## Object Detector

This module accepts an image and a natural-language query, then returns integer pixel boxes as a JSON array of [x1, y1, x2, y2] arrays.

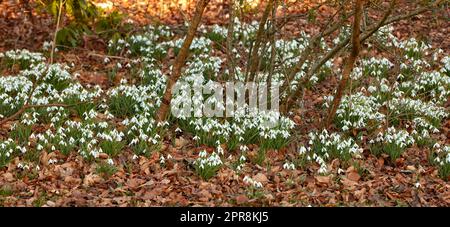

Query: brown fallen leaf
[[253, 173, 269, 183], [293, 115, 302, 125], [406, 165, 416, 171], [341, 177, 358, 189], [99, 153, 109, 159], [39, 151, 49, 167], [161, 178, 171, 184], [83, 173, 103, 187], [199, 189, 212, 200], [354, 188, 367, 201], [315, 175, 331, 185], [377, 158, 385, 168], [126, 178, 144, 189], [175, 137, 189, 148], [347, 171, 361, 182], [64, 176, 82, 185], [236, 194, 248, 205], [3, 172, 15, 182], [46, 200, 56, 207]]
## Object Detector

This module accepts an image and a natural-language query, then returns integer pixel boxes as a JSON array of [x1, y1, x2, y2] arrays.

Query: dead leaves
[[0, 146, 449, 207], [236, 194, 249, 205], [175, 137, 189, 148], [64, 176, 82, 185], [78, 71, 109, 87], [347, 172, 361, 182], [346, 166, 361, 182], [3, 172, 14, 182], [83, 173, 103, 187], [315, 175, 331, 185]]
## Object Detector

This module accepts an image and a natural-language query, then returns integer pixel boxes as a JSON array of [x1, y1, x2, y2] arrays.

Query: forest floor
[[0, 0, 449, 207]]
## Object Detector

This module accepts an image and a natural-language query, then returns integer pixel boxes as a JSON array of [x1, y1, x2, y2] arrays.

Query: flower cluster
[[400, 70, 450, 103], [123, 113, 167, 156], [179, 108, 294, 152], [62, 83, 102, 117], [98, 129, 125, 157], [369, 127, 415, 161], [361, 57, 394, 79], [0, 49, 46, 69], [193, 150, 223, 180], [243, 175, 263, 188], [0, 75, 32, 117], [431, 143, 450, 179], [395, 38, 431, 60], [107, 81, 161, 117], [389, 97, 448, 127], [298, 130, 362, 174], [0, 139, 17, 167], [334, 92, 385, 132]]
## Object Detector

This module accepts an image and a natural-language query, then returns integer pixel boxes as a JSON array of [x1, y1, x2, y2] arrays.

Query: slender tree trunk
[[267, 0, 278, 86], [226, 0, 236, 79], [156, 0, 210, 122], [324, 0, 363, 129], [246, 0, 273, 82]]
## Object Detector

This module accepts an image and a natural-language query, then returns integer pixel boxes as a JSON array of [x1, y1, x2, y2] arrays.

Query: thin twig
[[50, 0, 64, 65]]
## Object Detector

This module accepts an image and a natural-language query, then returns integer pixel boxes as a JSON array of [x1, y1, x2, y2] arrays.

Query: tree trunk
[[226, 0, 236, 80], [156, 0, 210, 122], [324, 0, 363, 129]]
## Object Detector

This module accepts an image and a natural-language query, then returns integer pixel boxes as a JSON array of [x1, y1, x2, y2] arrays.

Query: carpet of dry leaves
[[0, 0, 449, 207]]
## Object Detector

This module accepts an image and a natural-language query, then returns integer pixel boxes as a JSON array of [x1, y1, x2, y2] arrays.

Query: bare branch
[[281, 0, 444, 113], [246, 0, 274, 82], [50, 0, 64, 64]]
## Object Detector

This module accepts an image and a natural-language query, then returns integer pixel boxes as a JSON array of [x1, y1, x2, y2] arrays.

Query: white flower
[[283, 162, 295, 170], [107, 158, 114, 165]]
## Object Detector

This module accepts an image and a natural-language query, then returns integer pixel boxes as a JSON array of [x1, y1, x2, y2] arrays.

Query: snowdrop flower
[[283, 162, 295, 170], [107, 158, 114, 165], [243, 175, 263, 188], [299, 146, 307, 155]]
